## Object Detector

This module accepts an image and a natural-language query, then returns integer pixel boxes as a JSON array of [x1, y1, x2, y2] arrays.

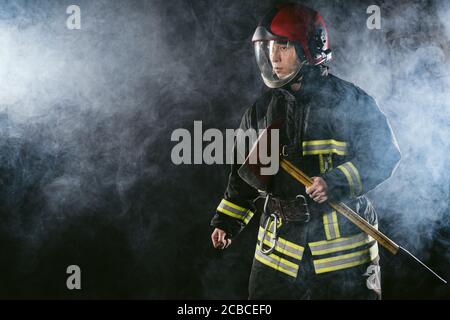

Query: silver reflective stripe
[[258, 227, 304, 261], [337, 162, 362, 197], [243, 211, 254, 224], [303, 144, 347, 153], [326, 212, 336, 239], [255, 244, 299, 277], [217, 199, 253, 223], [323, 210, 340, 240], [313, 243, 379, 274], [302, 140, 348, 155], [309, 233, 374, 256]]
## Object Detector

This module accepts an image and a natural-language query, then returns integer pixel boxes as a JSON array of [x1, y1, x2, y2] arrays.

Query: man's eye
[[281, 46, 287, 51]]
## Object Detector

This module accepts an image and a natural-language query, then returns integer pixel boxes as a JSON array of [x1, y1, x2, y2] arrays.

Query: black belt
[[256, 193, 310, 255], [262, 194, 310, 223]]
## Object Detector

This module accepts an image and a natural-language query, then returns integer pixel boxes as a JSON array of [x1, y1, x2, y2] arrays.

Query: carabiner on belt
[[260, 194, 279, 255]]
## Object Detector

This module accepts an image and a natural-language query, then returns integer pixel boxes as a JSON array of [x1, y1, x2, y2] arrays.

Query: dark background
[[0, 0, 449, 299]]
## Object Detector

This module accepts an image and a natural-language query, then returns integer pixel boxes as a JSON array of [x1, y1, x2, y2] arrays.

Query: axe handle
[[280, 159, 400, 255]]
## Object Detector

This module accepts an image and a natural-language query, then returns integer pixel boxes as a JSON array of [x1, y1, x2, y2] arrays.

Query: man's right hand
[[211, 228, 232, 250]]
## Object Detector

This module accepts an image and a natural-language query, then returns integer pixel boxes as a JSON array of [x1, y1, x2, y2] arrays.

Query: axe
[[238, 121, 447, 284]]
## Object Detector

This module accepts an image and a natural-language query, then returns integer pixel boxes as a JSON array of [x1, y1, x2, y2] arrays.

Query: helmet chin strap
[[290, 71, 304, 90], [282, 63, 305, 91], [283, 63, 328, 92]]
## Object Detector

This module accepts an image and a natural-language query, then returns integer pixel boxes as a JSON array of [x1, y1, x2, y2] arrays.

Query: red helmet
[[252, 4, 332, 88]]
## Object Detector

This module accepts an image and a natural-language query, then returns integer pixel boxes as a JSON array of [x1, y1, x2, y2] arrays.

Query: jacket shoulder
[[325, 74, 377, 109], [326, 74, 369, 96]]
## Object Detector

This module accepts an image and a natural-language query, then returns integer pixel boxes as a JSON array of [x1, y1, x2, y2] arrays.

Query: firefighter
[[210, 3, 401, 299]]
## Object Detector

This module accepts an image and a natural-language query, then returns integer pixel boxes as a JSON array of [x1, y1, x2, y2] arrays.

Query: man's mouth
[[274, 67, 284, 75]]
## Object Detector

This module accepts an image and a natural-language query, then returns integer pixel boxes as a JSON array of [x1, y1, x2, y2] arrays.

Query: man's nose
[[271, 49, 281, 63]]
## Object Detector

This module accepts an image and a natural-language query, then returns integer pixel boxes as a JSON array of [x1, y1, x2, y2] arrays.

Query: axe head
[[237, 119, 283, 191]]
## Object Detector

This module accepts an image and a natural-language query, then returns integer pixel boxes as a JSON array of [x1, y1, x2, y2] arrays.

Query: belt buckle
[[294, 194, 310, 223]]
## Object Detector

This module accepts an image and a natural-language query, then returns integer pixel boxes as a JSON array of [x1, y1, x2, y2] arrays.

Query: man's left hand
[[305, 177, 328, 203]]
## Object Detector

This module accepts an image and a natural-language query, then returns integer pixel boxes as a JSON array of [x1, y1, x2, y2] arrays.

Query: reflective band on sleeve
[[322, 210, 340, 240], [319, 154, 325, 174], [303, 140, 348, 156], [309, 232, 376, 256], [313, 243, 379, 274], [255, 244, 299, 278], [258, 227, 304, 261], [337, 162, 363, 197], [217, 199, 254, 224], [243, 211, 254, 224], [347, 162, 362, 194]]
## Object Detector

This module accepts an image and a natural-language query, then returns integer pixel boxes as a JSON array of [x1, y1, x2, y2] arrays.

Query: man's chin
[[275, 73, 289, 80]]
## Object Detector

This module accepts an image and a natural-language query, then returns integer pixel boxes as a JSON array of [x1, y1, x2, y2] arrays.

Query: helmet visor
[[254, 40, 303, 88]]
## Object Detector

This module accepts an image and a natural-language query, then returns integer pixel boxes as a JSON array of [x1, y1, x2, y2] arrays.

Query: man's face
[[269, 41, 300, 79]]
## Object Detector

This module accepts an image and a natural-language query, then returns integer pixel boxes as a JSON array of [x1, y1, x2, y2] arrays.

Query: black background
[[0, 0, 449, 299]]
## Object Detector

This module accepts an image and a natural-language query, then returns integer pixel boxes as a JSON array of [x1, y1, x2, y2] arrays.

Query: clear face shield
[[254, 40, 304, 88]]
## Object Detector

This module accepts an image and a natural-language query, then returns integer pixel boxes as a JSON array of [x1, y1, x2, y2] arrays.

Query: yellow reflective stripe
[[313, 244, 379, 274], [254, 255, 297, 278], [217, 199, 254, 224], [303, 149, 347, 156], [221, 199, 248, 213], [258, 237, 303, 261], [347, 162, 362, 194], [217, 207, 242, 220], [302, 140, 348, 156], [303, 140, 347, 147], [331, 211, 340, 238], [322, 211, 339, 240], [277, 238, 303, 253], [243, 211, 254, 224], [337, 165, 355, 197], [257, 228, 304, 261], [217, 207, 253, 224], [312, 239, 370, 256], [310, 225, 378, 247], [323, 213, 332, 240], [255, 245, 298, 278], [337, 162, 363, 197], [258, 227, 304, 252], [319, 154, 325, 174], [327, 154, 333, 170], [309, 232, 376, 256]]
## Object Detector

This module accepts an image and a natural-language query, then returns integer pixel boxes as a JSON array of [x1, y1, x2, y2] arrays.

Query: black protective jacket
[[210, 67, 401, 278]]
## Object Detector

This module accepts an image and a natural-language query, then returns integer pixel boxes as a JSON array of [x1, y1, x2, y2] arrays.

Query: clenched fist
[[211, 228, 232, 250], [305, 176, 328, 203]]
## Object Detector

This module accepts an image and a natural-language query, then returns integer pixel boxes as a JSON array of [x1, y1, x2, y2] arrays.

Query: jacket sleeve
[[321, 92, 401, 202], [210, 104, 260, 239]]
